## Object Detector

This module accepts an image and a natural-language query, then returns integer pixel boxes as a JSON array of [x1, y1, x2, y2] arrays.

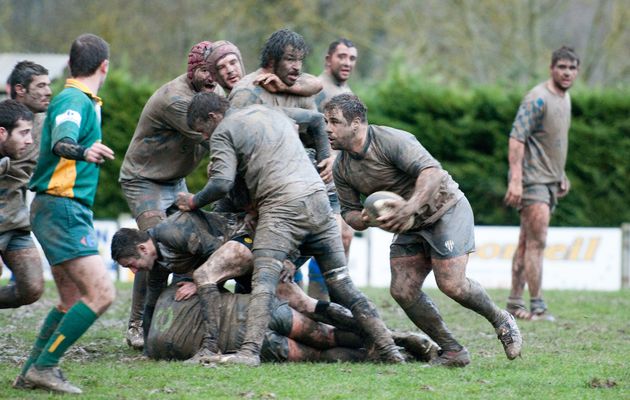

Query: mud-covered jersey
[[119, 74, 224, 182], [509, 82, 571, 185], [334, 125, 463, 228], [207, 105, 324, 212], [0, 113, 44, 232]]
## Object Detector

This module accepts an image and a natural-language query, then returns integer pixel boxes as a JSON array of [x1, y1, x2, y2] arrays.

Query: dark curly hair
[[259, 28, 309, 69]]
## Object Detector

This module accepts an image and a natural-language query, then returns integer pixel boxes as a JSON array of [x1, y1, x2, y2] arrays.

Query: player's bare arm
[[378, 167, 442, 232], [504, 138, 525, 207]]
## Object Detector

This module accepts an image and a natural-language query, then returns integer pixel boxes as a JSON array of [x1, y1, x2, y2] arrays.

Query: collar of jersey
[[64, 79, 103, 106]]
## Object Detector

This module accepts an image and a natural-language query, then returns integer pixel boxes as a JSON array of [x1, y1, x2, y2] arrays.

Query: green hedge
[[359, 70, 630, 227], [90, 69, 629, 227]]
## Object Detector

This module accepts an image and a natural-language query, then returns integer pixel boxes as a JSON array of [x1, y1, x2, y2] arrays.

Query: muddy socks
[[452, 278, 504, 327], [325, 273, 403, 362], [34, 301, 98, 368], [400, 292, 463, 352], [240, 257, 283, 356], [129, 269, 148, 324], [197, 283, 222, 352], [21, 307, 65, 375]]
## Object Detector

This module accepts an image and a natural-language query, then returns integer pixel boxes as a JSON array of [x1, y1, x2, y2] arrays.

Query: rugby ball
[[363, 191, 415, 231]]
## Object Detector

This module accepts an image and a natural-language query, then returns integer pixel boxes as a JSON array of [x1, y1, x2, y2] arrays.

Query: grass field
[[1, 281, 628, 399]]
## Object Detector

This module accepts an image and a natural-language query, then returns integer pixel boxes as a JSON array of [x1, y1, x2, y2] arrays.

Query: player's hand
[[280, 260, 297, 283], [176, 192, 195, 211], [0, 157, 10, 176], [376, 199, 412, 233], [504, 179, 522, 207], [317, 156, 334, 183], [558, 176, 571, 198], [174, 281, 197, 301], [360, 208, 374, 226], [254, 73, 288, 93], [244, 211, 258, 232], [84, 142, 114, 164]]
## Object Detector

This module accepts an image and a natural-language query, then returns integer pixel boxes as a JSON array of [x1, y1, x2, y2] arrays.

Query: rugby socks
[[452, 278, 504, 327], [20, 306, 65, 376], [197, 283, 222, 353], [400, 292, 463, 352], [34, 301, 98, 368]]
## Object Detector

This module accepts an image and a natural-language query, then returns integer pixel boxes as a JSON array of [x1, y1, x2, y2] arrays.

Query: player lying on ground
[[145, 281, 439, 364]]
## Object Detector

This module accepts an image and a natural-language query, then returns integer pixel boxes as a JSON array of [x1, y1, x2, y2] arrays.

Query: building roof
[[0, 53, 68, 96]]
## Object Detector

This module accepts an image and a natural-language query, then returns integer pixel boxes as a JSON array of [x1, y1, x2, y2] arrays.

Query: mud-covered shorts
[[390, 197, 475, 260], [120, 178, 187, 218], [30, 194, 99, 266], [520, 182, 559, 213], [0, 229, 35, 254], [254, 190, 344, 261]]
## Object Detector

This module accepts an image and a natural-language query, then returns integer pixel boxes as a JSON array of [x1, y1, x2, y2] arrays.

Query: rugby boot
[[24, 366, 82, 394], [184, 347, 221, 365], [217, 350, 261, 367], [125, 320, 144, 350], [12, 374, 35, 390], [530, 298, 555, 322], [506, 297, 532, 320], [429, 347, 471, 368], [495, 311, 523, 360]]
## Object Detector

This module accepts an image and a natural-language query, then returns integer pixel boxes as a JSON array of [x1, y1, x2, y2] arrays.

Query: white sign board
[[347, 226, 622, 291]]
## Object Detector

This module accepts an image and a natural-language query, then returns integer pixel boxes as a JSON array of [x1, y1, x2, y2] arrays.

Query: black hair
[[323, 93, 367, 124], [259, 28, 309, 69], [6, 61, 49, 99], [69, 33, 110, 77], [110, 228, 150, 262], [0, 99, 34, 133], [187, 92, 230, 129], [551, 46, 580, 67], [327, 38, 355, 56]]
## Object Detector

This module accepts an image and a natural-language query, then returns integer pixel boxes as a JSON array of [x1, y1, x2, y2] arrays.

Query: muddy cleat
[[530, 310, 555, 322], [429, 347, 471, 367], [184, 347, 221, 365], [217, 351, 261, 367], [126, 320, 144, 350], [506, 297, 532, 320], [24, 366, 82, 394], [496, 311, 523, 360], [12, 375, 35, 390], [530, 298, 555, 322]]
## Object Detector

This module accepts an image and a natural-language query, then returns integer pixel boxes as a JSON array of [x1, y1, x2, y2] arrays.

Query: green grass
[[1, 281, 628, 399]]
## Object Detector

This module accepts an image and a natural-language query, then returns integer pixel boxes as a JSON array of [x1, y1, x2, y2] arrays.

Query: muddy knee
[[136, 210, 166, 231], [4, 248, 45, 305]]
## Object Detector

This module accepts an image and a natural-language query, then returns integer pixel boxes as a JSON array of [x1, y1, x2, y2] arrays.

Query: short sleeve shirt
[[119, 74, 224, 182], [334, 125, 463, 227], [29, 82, 103, 207], [509, 82, 571, 185], [208, 105, 324, 211]]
